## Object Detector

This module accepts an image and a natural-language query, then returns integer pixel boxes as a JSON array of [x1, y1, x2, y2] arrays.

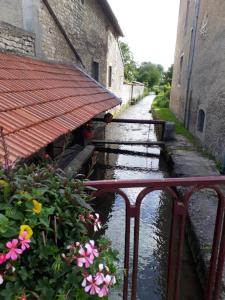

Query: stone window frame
[[92, 60, 100, 82], [196, 105, 206, 138]]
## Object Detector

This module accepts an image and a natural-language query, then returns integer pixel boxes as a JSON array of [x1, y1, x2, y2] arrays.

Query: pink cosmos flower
[[0, 274, 3, 285], [95, 264, 105, 285], [5, 239, 22, 261], [19, 231, 31, 251], [84, 275, 100, 295], [85, 240, 99, 259], [0, 253, 6, 265], [77, 247, 94, 268]]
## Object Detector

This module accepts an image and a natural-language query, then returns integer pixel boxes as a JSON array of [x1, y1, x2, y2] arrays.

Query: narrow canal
[[92, 95, 203, 299]]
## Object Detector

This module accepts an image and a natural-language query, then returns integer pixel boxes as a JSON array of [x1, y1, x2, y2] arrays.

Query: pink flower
[[111, 275, 116, 285], [85, 240, 99, 259], [5, 239, 22, 261], [84, 275, 100, 295], [79, 214, 86, 222], [0, 274, 3, 285], [0, 254, 6, 265], [98, 284, 109, 298], [98, 274, 112, 297], [19, 231, 31, 251], [95, 264, 105, 285], [77, 247, 94, 268], [81, 272, 89, 287], [93, 213, 101, 232]]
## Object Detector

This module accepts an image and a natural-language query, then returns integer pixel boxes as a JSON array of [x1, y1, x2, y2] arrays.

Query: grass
[[151, 101, 222, 171], [152, 107, 195, 142]]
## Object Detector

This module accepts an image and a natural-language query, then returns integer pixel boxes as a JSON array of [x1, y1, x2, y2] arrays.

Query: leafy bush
[[152, 84, 171, 108], [0, 142, 119, 299]]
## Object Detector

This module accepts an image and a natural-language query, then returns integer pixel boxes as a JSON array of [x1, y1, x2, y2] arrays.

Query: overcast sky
[[108, 0, 180, 70]]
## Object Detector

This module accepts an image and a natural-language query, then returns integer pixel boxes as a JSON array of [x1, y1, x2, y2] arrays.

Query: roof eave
[[99, 0, 124, 37]]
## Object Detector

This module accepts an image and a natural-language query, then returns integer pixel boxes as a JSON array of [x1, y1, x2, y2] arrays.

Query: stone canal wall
[[164, 134, 225, 299]]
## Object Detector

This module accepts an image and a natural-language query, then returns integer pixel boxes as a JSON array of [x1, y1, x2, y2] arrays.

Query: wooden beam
[[92, 139, 165, 148], [96, 147, 160, 158]]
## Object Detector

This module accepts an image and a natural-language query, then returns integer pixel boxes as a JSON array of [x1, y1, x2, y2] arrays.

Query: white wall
[[121, 83, 145, 105]]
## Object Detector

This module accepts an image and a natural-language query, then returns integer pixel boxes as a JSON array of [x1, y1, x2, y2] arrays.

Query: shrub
[[0, 144, 119, 299], [152, 84, 171, 109]]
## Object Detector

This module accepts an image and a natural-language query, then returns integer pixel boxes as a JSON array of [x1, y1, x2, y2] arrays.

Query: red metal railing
[[85, 176, 225, 300]]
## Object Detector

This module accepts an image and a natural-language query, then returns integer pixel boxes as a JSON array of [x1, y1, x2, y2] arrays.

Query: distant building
[[170, 0, 225, 162], [0, 0, 124, 97]]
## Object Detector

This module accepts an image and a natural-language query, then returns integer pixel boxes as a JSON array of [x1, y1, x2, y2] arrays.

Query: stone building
[[0, 0, 124, 97], [170, 0, 225, 162]]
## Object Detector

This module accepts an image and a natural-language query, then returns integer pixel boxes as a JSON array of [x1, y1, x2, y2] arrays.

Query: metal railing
[[85, 176, 225, 300]]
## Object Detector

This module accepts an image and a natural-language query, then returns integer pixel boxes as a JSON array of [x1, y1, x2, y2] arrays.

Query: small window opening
[[178, 55, 184, 85], [81, 0, 84, 4], [108, 66, 112, 87], [92, 61, 99, 81], [197, 109, 205, 132]]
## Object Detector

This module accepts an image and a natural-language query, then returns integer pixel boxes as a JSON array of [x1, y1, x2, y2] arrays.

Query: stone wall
[[0, 21, 35, 56], [0, 0, 23, 28], [38, 1, 78, 64], [107, 31, 124, 97], [0, 0, 124, 97], [171, 0, 225, 162]]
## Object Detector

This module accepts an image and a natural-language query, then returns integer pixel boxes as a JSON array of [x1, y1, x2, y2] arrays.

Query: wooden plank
[[96, 147, 160, 158], [93, 117, 165, 125], [92, 139, 165, 148]]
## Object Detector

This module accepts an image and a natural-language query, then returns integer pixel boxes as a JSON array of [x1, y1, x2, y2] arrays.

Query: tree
[[120, 41, 137, 82], [161, 65, 173, 85], [137, 62, 163, 88]]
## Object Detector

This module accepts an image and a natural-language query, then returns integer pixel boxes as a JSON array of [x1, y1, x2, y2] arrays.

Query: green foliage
[[0, 161, 119, 299], [136, 62, 163, 88], [151, 106, 194, 141], [160, 65, 173, 86], [119, 41, 137, 82], [152, 84, 171, 108]]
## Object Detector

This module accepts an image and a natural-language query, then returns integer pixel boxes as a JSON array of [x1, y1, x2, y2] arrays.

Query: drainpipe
[[184, 0, 201, 128], [42, 0, 85, 68]]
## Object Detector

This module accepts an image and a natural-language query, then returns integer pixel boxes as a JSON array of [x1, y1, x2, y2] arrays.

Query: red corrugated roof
[[0, 52, 120, 162]]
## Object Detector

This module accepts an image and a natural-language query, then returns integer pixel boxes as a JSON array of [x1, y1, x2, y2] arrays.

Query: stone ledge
[[164, 135, 225, 299]]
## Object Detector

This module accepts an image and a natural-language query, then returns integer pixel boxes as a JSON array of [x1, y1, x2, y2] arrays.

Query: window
[[81, 0, 84, 4], [108, 66, 112, 87], [178, 55, 184, 85], [92, 61, 99, 81], [197, 109, 205, 132]]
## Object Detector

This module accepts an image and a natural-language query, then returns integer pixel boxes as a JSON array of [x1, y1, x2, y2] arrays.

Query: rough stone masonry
[[0, 21, 35, 56]]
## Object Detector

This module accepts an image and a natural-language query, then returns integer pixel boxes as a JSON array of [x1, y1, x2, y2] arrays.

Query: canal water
[[92, 95, 203, 299]]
